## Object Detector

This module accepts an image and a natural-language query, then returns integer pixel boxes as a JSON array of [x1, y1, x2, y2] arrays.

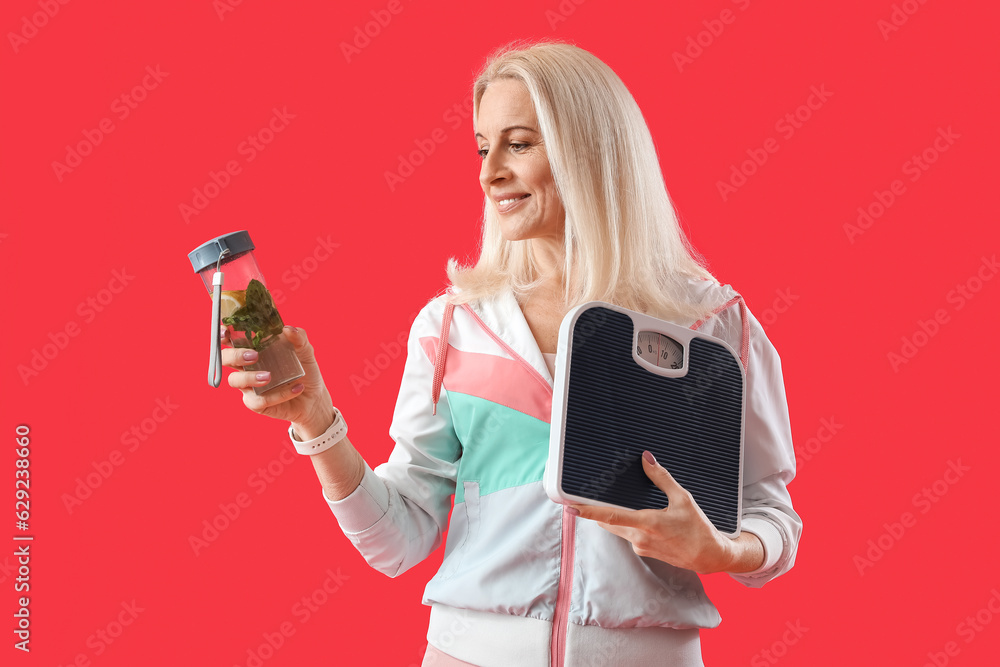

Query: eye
[[477, 142, 529, 159]]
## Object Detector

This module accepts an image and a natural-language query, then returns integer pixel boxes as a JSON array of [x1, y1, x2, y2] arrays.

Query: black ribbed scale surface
[[561, 307, 743, 533]]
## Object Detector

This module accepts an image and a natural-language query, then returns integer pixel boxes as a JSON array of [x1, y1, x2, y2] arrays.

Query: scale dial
[[636, 331, 684, 369]]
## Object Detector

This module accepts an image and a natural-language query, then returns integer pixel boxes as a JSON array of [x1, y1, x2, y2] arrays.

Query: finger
[[641, 451, 686, 499], [592, 520, 640, 545], [283, 324, 306, 346], [241, 379, 306, 412], [283, 325, 325, 378], [283, 326, 316, 363], [228, 369, 272, 390], [222, 346, 260, 368], [569, 504, 649, 528]]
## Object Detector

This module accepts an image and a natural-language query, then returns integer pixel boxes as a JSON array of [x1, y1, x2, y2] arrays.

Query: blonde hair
[[444, 39, 726, 323]]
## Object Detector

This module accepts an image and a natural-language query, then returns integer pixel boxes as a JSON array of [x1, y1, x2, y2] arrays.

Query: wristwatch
[[288, 410, 348, 456]]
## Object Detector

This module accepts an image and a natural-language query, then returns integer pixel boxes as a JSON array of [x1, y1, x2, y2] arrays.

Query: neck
[[530, 236, 566, 281], [525, 266, 580, 307]]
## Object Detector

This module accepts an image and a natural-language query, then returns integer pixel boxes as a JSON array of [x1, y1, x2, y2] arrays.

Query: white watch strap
[[288, 410, 348, 455]]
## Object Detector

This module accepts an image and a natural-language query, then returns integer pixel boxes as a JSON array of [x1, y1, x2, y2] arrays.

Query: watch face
[[636, 330, 684, 369]]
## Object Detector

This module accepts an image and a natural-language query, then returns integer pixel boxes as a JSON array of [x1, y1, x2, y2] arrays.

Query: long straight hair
[[445, 40, 727, 323]]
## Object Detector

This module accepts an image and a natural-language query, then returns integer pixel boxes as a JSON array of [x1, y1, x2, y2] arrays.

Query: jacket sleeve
[[726, 303, 803, 588], [320, 298, 463, 578]]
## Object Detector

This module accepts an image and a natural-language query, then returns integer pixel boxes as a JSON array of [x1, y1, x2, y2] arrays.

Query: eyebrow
[[474, 125, 538, 140]]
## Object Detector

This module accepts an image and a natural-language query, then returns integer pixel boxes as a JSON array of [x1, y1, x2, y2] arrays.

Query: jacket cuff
[[321, 463, 390, 534], [739, 517, 783, 574]]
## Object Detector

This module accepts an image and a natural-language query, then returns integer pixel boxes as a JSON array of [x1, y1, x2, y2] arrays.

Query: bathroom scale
[[542, 301, 746, 537]]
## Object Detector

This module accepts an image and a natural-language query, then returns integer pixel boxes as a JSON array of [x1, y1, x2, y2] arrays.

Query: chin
[[498, 224, 527, 242], [499, 217, 540, 239]]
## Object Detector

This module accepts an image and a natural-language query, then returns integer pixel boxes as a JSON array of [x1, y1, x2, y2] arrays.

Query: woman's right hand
[[221, 325, 337, 439]]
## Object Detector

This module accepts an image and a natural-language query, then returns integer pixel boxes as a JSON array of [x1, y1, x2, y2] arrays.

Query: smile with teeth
[[499, 194, 529, 205]]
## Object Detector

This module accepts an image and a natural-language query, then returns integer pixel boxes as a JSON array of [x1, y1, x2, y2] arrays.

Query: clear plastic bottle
[[189, 231, 304, 395]]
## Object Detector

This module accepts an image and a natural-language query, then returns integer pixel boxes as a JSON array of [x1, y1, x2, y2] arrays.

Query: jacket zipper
[[458, 303, 574, 667], [552, 506, 576, 667]]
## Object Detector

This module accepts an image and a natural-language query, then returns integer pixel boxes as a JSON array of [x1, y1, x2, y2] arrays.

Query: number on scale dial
[[636, 331, 684, 369]]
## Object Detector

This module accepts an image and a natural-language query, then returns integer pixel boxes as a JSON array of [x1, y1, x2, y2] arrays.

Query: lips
[[496, 193, 530, 213]]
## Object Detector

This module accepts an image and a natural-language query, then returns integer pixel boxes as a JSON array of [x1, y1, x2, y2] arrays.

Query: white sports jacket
[[320, 277, 802, 666]]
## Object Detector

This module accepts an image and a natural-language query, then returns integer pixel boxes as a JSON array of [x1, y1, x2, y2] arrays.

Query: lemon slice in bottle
[[219, 290, 246, 319]]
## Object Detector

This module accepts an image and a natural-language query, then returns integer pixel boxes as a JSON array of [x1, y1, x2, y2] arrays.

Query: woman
[[222, 40, 801, 666]]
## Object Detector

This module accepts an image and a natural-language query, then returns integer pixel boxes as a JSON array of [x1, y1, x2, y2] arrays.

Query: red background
[[3, 0, 998, 665]]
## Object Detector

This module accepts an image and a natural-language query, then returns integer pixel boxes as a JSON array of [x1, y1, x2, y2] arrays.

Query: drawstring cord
[[431, 301, 455, 415]]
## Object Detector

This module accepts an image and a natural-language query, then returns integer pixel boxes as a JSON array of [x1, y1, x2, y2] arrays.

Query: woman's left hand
[[568, 450, 763, 574]]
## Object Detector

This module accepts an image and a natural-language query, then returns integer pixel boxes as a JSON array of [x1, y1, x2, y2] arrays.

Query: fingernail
[[243, 350, 259, 361], [291, 383, 305, 393], [255, 372, 270, 382], [286, 326, 298, 333], [566, 507, 580, 517], [642, 450, 657, 466]]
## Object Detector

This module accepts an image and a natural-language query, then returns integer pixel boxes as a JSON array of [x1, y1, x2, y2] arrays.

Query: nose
[[479, 147, 510, 190]]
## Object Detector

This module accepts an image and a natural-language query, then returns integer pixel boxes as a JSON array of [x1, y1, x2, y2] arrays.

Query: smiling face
[[475, 79, 565, 245]]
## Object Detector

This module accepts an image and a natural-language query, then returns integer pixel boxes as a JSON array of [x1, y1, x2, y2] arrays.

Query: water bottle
[[188, 230, 304, 394]]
